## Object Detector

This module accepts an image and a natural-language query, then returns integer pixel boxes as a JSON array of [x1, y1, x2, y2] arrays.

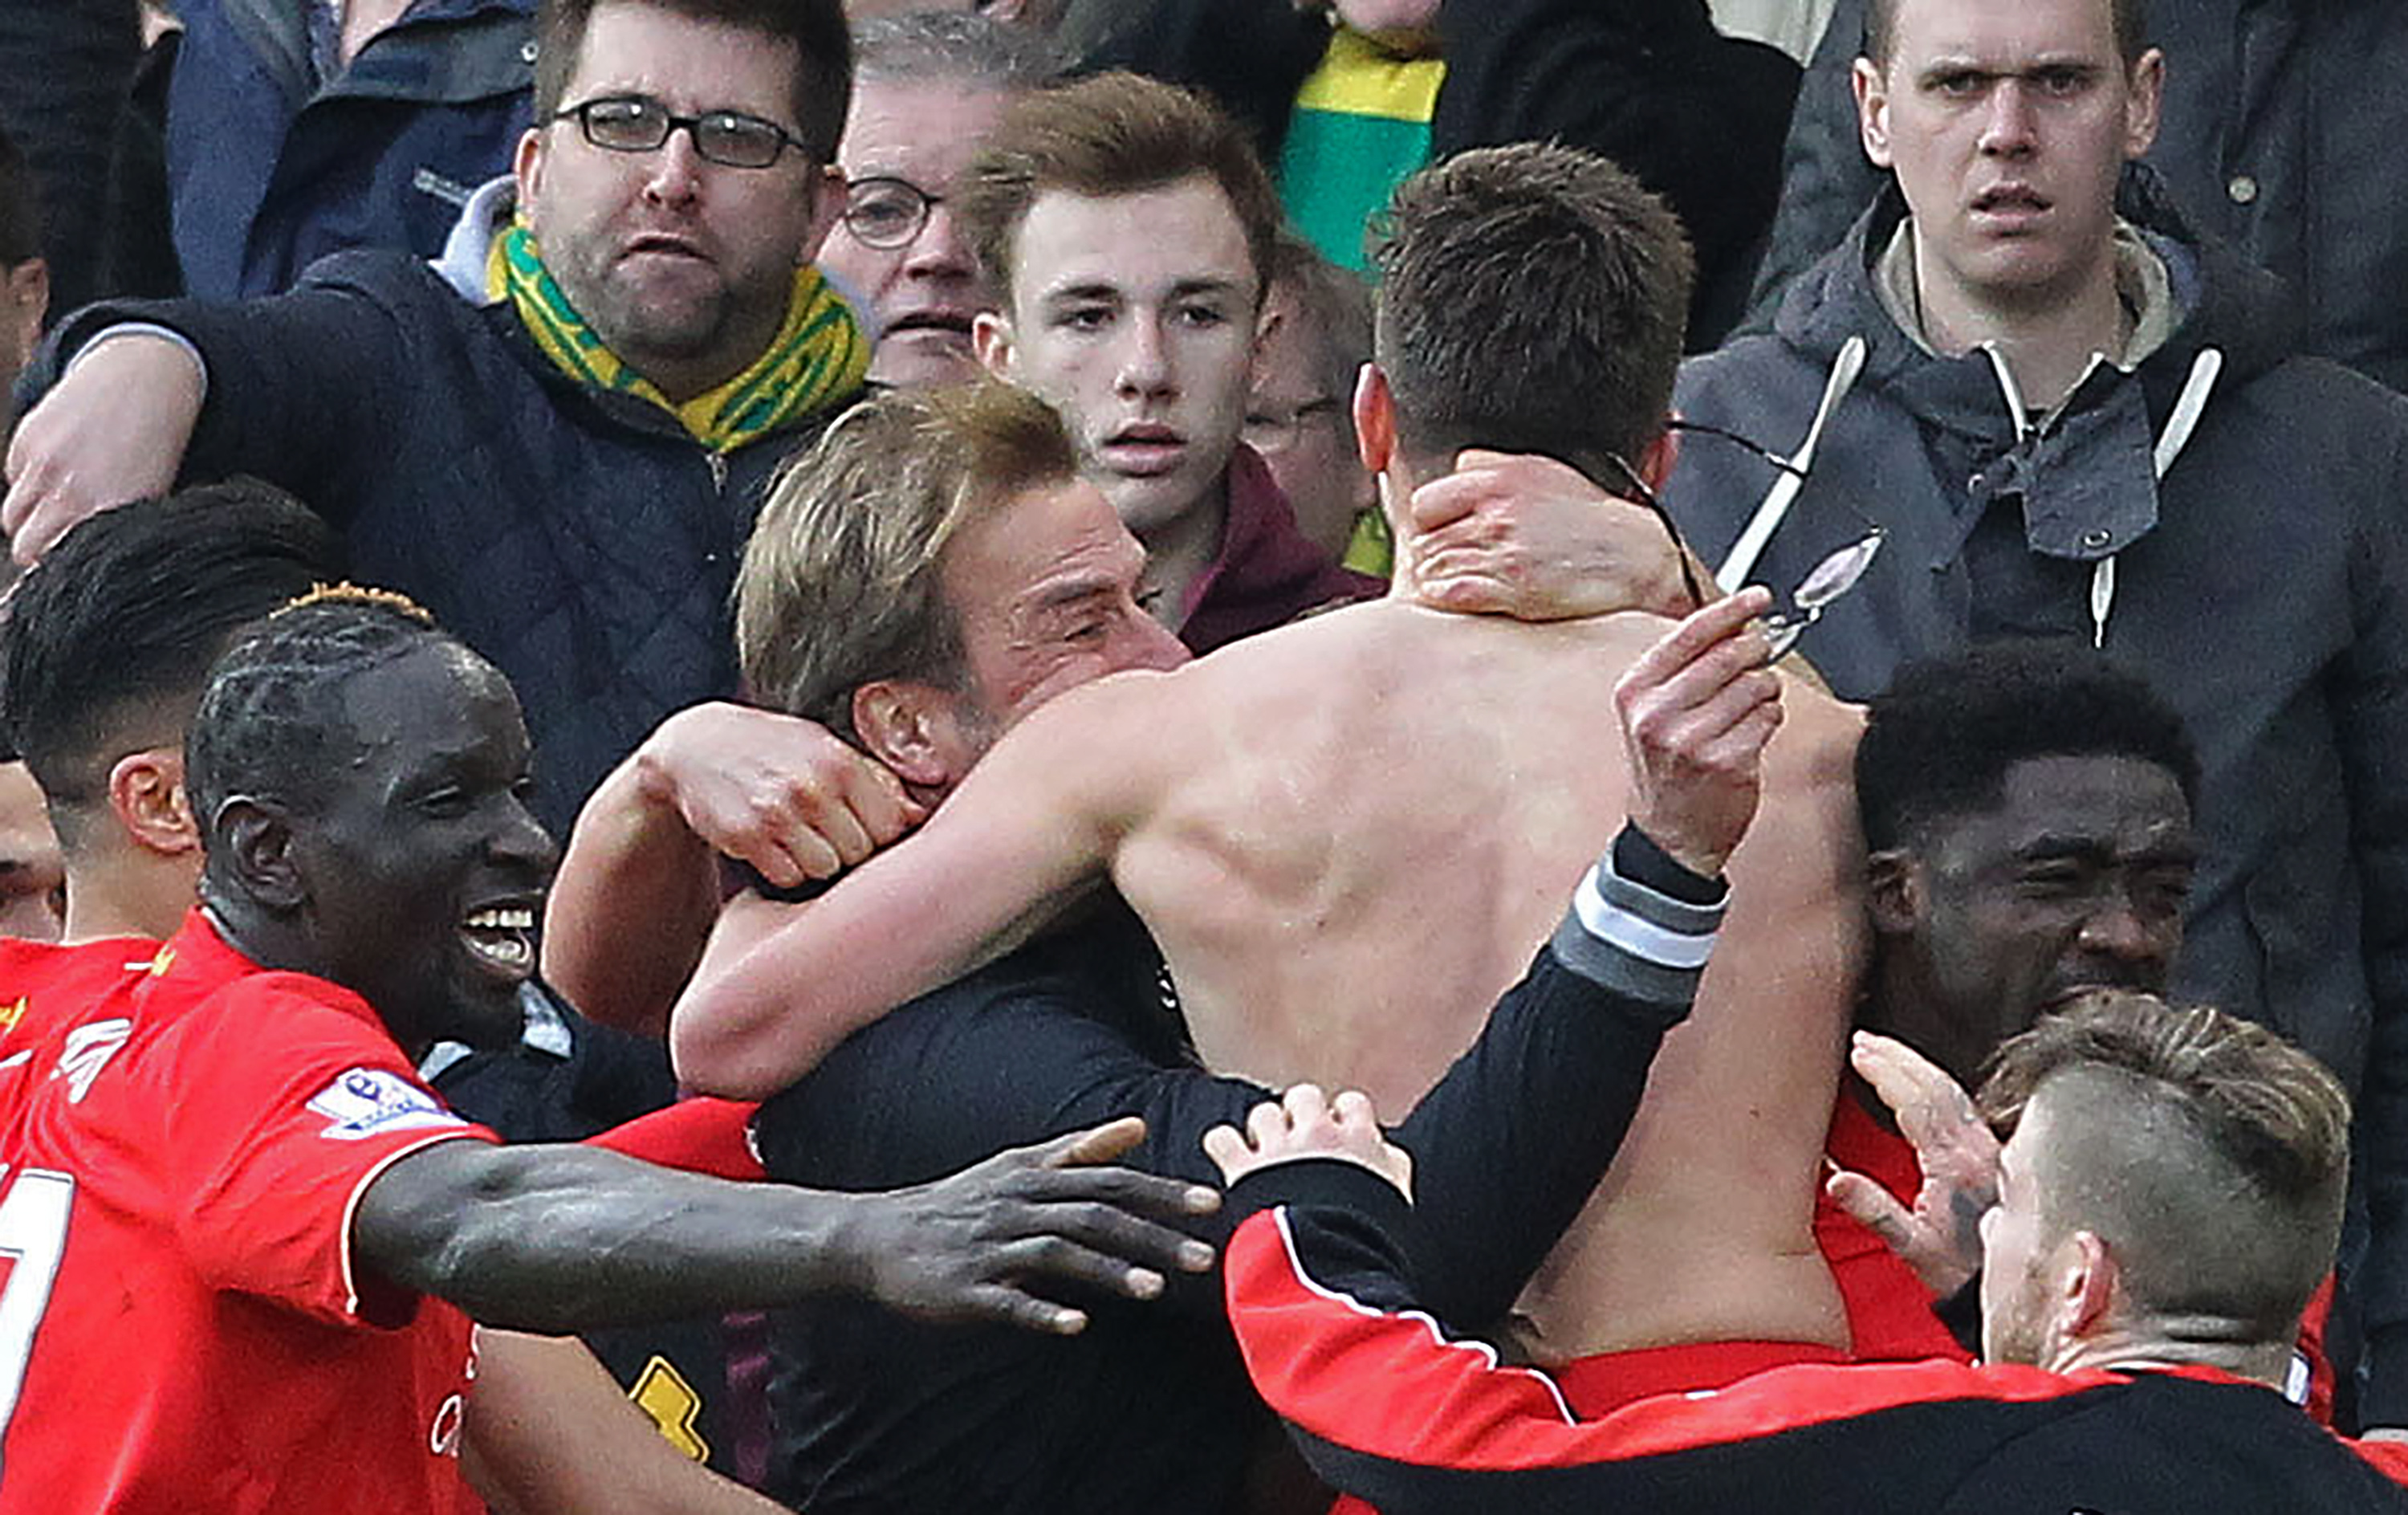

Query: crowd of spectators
[[0, 1, 2405, 1512]]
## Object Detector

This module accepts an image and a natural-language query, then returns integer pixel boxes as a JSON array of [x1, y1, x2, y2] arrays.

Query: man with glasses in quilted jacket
[[1, 0, 869, 835]]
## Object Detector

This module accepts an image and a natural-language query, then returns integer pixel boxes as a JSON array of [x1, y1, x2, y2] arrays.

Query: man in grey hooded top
[[1664, 0, 2408, 1427]]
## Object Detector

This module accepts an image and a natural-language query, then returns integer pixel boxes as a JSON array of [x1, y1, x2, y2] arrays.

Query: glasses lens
[[846, 181, 929, 247], [694, 112, 787, 169], [581, 97, 667, 151], [1792, 529, 1884, 612]]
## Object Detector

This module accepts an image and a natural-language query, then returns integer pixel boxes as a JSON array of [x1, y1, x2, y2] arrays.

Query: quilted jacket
[[36, 183, 848, 832]]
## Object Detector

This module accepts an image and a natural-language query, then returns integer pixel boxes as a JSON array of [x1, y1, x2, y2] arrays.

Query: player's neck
[[1376, 454, 1440, 597], [2049, 1320, 2294, 1391], [59, 856, 186, 945]]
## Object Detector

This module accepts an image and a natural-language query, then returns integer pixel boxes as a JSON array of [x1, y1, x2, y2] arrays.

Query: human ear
[[216, 796, 303, 913], [1352, 362, 1397, 474], [107, 747, 198, 859], [511, 127, 547, 223], [2057, 1231, 2119, 1339], [1866, 850, 1922, 935], [972, 311, 1016, 377], [1636, 424, 1681, 493], [2123, 48, 2166, 160], [1853, 56, 1894, 171], [850, 682, 966, 791]]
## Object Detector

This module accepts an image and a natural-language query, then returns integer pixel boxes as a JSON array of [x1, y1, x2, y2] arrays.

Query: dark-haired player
[[0, 591, 1218, 1513], [2, 479, 341, 945], [1817, 641, 2209, 1368], [0, 487, 794, 1512]]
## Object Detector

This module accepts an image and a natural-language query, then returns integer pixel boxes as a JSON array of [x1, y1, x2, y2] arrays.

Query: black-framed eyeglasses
[[843, 176, 941, 249], [554, 94, 805, 170], [1666, 417, 1884, 658]]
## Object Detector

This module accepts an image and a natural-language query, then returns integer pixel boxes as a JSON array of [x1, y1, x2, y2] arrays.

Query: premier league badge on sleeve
[[307, 1067, 464, 1141]]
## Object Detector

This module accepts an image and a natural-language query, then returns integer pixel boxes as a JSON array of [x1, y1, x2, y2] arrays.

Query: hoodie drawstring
[[2090, 347, 2223, 647]]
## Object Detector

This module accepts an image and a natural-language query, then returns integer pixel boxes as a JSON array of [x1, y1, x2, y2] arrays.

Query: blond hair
[[738, 381, 1081, 744]]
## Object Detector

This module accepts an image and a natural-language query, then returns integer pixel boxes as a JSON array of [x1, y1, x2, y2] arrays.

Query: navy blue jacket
[[37, 223, 840, 833], [169, 0, 533, 299]]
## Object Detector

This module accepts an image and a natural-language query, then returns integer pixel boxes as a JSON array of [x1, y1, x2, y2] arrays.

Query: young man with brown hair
[[962, 71, 1377, 650]]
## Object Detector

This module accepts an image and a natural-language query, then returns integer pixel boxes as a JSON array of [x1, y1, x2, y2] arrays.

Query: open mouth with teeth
[[460, 905, 538, 980]]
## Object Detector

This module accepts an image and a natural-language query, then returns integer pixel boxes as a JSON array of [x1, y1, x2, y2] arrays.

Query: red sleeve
[[1224, 1203, 2117, 1476], [2355, 1436, 2408, 1484], [584, 1097, 765, 1181], [153, 978, 496, 1327]]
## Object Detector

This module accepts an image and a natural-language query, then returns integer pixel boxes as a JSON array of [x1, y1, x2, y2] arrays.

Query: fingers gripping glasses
[[1759, 529, 1884, 659]]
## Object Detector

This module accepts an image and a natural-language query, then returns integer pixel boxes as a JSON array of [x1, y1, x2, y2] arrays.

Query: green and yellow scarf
[[1279, 26, 1445, 272], [490, 220, 868, 453]]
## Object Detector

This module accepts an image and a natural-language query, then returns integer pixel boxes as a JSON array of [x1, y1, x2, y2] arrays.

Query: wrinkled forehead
[[842, 75, 1011, 174], [944, 477, 1142, 616]]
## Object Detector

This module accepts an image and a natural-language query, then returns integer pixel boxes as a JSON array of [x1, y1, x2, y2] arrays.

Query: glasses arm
[[1664, 418, 1808, 479], [1598, 450, 1709, 614]]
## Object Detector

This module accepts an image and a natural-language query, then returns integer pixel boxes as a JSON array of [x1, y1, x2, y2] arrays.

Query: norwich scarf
[[1279, 26, 1445, 271], [490, 221, 868, 453]]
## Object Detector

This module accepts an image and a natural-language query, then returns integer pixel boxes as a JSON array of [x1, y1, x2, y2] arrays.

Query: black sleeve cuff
[[1613, 823, 1728, 906], [1226, 1155, 1413, 1239]]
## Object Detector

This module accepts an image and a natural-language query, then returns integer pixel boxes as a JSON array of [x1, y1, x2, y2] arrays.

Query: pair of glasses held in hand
[[1602, 423, 1884, 663]]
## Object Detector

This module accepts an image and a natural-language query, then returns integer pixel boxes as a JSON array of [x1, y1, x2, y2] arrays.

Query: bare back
[[1114, 597, 1868, 1353]]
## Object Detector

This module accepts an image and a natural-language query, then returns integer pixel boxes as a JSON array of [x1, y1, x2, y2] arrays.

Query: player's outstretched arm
[[543, 702, 922, 1036], [668, 673, 1167, 1099], [354, 1117, 1218, 1335]]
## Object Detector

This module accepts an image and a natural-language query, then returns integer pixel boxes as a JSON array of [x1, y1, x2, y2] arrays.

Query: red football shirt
[[0, 911, 498, 1513]]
